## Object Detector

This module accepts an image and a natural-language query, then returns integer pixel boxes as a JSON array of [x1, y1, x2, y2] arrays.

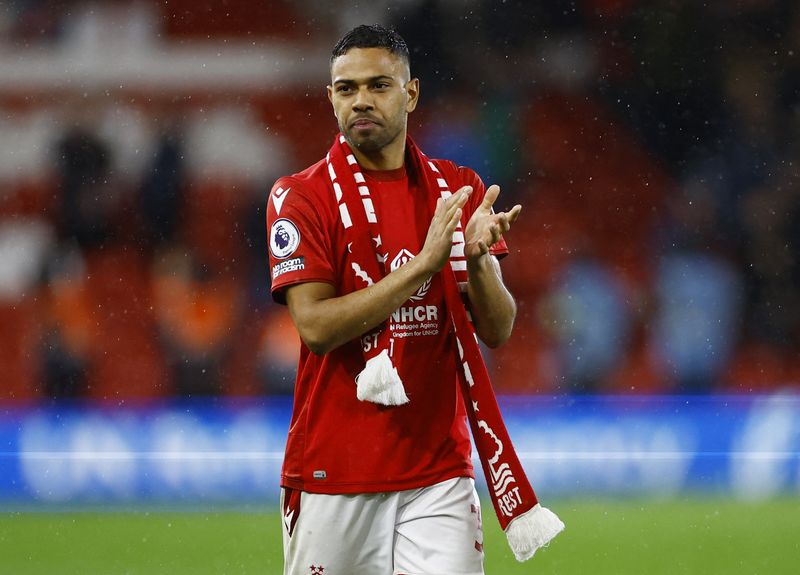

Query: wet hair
[[331, 24, 410, 69]]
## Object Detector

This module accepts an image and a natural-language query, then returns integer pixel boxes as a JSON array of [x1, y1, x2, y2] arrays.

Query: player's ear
[[406, 78, 420, 113], [327, 85, 341, 122]]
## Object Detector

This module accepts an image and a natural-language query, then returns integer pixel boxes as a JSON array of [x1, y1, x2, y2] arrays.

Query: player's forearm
[[288, 187, 470, 355], [466, 254, 516, 348], [288, 257, 435, 355]]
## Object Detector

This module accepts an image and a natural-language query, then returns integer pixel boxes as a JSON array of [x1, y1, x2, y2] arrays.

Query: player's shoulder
[[268, 158, 336, 220], [271, 158, 330, 199]]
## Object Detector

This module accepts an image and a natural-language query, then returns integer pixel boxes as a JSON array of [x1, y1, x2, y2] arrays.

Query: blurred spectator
[[152, 245, 241, 397], [646, 167, 743, 392], [545, 259, 633, 393], [254, 306, 301, 395], [54, 126, 120, 250], [140, 124, 185, 250], [650, 253, 742, 392], [0, 217, 53, 401], [40, 243, 91, 398]]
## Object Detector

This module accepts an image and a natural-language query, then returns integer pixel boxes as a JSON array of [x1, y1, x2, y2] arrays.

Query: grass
[[1, 497, 798, 574]]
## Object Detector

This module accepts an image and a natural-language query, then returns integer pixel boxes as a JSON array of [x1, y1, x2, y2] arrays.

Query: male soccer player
[[267, 24, 560, 575]]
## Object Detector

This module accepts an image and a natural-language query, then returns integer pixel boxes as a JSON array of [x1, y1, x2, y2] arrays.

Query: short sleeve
[[266, 177, 336, 304], [456, 166, 510, 259]]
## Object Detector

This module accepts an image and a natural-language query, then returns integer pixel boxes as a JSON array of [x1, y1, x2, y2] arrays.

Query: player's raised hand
[[464, 184, 521, 263], [419, 185, 472, 272]]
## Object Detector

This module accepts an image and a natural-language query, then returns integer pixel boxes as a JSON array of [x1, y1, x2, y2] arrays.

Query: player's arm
[[464, 184, 521, 348], [286, 186, 473, 355]]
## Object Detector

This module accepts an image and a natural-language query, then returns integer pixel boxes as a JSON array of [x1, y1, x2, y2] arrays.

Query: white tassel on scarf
[[355, 349, 410, 406], [504, 504, 565, 562]]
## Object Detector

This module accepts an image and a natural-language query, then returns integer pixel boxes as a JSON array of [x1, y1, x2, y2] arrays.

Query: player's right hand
[[419, 185, 472, 273]]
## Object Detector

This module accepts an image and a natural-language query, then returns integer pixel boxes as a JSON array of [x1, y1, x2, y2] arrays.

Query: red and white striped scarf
[[325, 133, 563, 561]]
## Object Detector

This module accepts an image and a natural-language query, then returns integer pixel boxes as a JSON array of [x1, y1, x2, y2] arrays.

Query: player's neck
[[352, 132, 406, 171]]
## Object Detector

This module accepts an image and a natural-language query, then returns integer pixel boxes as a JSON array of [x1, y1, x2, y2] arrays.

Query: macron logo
[[273, 186, 291, 215]]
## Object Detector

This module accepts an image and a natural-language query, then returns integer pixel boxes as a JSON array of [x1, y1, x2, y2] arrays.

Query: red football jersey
[[267, 158, 508, 494]]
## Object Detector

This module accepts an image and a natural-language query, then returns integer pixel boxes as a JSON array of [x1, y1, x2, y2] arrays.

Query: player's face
[[328, 48, 419, 156]]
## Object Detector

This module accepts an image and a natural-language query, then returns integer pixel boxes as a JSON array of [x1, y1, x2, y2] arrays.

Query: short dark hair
[[331, 24, 410, 68]]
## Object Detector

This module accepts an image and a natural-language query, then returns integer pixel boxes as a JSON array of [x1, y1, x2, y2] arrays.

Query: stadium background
[[0, 0, 798, 573]]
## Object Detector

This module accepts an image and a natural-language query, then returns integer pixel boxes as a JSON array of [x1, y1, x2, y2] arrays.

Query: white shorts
[[280, 476, 484, 575]]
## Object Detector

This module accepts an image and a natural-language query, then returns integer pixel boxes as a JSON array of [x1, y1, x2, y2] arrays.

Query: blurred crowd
[[0, 0, 798, 402]]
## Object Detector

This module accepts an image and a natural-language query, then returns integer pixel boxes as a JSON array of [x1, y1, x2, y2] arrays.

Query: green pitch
[[1, 497, 798, 574]]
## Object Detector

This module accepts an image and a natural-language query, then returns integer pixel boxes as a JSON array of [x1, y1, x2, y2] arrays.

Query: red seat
[[720, 343, 793, 393], [82, 248, 168, 402], [182, 179, 246, 274]]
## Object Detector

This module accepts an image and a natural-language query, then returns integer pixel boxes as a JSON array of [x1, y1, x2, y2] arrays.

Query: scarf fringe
[[504, 503, 565, 562], [355, 349, 410, 406]]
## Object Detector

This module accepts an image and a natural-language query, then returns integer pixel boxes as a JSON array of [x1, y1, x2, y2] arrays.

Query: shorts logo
[[270, 218, 301, 259], [309, 565, 325, 574]]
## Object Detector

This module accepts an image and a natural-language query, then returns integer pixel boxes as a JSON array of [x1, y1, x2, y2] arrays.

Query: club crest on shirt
[[390, 248, 415, 272], [270, 218, 301, 259], [391, 249, 431, 301]]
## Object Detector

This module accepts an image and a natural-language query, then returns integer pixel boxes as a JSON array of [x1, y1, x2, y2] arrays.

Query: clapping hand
[[464, 185, 521, 263]]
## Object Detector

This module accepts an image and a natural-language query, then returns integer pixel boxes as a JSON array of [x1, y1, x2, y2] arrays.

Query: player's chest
[[347, 181, 431, 275]]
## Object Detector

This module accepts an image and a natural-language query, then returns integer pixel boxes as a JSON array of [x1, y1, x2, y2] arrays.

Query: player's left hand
[[464, 184, 521, 263]]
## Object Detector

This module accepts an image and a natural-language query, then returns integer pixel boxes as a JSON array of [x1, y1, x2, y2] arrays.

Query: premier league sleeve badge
[[270, 218, 305, 280], [270, 218, 301, 260]]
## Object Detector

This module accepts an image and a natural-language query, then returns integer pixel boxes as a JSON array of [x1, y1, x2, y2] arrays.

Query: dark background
[[0, 0, 798, 402]]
